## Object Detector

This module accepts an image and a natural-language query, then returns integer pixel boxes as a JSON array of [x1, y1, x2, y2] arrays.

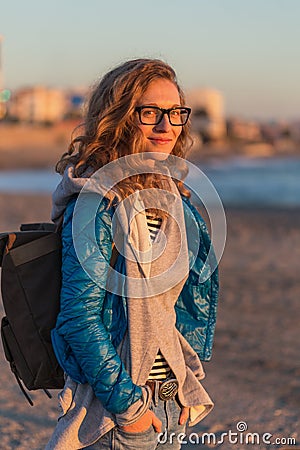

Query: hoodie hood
[[51, 165, 93, 223]]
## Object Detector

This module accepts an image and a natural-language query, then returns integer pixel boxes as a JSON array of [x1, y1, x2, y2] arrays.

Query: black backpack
[[0, 222, 65, 405], [0, 220, 118, 405]]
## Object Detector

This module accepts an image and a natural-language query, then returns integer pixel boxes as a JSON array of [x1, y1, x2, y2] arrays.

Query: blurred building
[[9, 86, 66, 123], [227, 118, 262, 141], [186, 88, 226, 142], [289, 121, 300, 142], [64, 88, 86, 119]]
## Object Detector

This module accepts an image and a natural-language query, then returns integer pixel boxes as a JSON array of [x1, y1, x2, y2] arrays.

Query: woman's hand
[[120, 409, 162, 433], [179, 406, 190, 425]]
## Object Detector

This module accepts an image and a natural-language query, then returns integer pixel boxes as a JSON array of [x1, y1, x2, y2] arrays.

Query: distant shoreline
[[0, 122, 76, 170], [1, 122, 300, 170]]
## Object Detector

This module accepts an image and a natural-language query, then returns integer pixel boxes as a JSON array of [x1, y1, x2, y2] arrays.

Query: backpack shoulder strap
[[0, 234, 9, 267], [9, 233, 61, 267]]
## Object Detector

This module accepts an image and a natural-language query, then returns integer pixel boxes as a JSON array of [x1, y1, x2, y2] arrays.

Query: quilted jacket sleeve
[[53, 198, 143, 415]]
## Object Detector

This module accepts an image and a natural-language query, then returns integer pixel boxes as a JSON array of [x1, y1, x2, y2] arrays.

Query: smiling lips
[[148, 138, 172, 144]]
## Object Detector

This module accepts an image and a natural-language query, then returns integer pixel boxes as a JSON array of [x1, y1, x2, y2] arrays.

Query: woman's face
[[135, 79, 182, 160]]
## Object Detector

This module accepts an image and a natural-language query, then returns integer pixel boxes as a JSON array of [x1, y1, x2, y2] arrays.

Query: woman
[[47, 58, 219, 450]]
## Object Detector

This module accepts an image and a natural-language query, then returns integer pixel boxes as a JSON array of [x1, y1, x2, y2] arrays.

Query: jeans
[[84, 397, 186, 450]]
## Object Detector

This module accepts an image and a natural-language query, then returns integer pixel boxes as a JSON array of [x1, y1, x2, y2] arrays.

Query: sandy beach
[[0, 192, 299, 449]]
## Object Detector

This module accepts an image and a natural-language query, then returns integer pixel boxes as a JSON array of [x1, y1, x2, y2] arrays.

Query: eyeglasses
[[135, 106, 191, 126]]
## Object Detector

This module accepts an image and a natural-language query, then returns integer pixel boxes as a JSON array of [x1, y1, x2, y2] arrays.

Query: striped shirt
[[146, 213, 172, 380], [148, 350, 172, 380], [146, 214, 162, 243]]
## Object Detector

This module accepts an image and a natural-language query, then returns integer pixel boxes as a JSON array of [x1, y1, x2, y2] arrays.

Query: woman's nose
[[154, 114, 172, 132]]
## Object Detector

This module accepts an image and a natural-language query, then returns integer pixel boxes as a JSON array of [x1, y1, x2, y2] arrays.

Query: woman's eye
[[170, 109, 180, 117], [143, 109, 156, 117], [144, 110, 154, 116]]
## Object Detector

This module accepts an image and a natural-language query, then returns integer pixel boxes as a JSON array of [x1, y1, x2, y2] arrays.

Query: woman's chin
[[144, 150, 171, 161]]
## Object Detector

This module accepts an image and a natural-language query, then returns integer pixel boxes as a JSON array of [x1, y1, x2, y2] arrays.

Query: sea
[[0, 156, 299, 208]]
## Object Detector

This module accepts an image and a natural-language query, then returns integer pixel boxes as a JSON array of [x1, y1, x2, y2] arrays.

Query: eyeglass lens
[[139, 107, 189, 125]]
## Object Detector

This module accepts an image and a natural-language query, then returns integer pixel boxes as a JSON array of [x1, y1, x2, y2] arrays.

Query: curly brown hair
[[56, 58, 192, 200]]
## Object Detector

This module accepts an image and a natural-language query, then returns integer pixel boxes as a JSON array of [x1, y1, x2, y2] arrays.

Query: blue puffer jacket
[[51, 195, 219, 415]]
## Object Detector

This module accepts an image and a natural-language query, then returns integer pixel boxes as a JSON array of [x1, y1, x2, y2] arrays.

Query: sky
[[1, 0, 300, 120]]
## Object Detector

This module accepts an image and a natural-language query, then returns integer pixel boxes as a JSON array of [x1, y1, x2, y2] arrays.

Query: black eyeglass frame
[[135, 106, 191, 126]]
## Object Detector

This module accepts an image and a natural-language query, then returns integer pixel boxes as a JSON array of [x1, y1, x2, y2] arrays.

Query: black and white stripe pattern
[[148, 350, 172, 380], [146, 214, 162, 243], [145, 214, 172, 380]]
